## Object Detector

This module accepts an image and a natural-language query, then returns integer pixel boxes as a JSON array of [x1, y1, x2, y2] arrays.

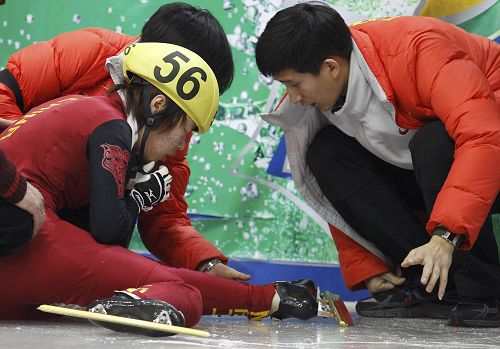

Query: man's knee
[[409, 121, 454, 163]]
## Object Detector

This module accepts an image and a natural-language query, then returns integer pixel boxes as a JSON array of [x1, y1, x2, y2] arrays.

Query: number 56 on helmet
[[122, 42, 219, 133]]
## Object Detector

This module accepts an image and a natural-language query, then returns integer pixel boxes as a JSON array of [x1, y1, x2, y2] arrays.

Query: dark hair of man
[[141, 2, 234, 94], [255, 2, 352, 77]]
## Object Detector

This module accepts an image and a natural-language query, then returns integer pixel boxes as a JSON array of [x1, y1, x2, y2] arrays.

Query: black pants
[[0, 198, 33, 258], [307, 122, 500, 298]]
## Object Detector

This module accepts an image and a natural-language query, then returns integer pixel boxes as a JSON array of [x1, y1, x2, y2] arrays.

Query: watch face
[[442, 231, 452, 239]]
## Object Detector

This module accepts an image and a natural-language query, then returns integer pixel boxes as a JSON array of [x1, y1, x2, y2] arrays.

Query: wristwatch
[[201, 258, 222, 273], [432, 226, 466, 248]]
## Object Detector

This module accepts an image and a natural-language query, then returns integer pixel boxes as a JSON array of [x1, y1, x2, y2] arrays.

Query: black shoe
[[271, 279, 318, 321], [356, 283, 458, 319], [449, 297, 500, 327], [87, 292, 185, 337]]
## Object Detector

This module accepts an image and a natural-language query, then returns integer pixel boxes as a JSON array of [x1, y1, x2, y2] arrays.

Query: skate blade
[[37, 304, 210, 338], [317, 290, 354, 327]]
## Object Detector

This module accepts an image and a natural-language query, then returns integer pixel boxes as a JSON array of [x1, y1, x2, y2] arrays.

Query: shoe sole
[[357, 303, 452, 319], [450, 313, 500, 328]]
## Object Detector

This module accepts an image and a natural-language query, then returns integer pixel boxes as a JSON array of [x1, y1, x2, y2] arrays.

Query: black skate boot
[[87, 292, 185, 337], [271, 279, 318, 321]]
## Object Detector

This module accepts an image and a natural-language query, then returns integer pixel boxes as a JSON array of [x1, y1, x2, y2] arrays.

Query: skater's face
[[274, 57, 349, 112], [136, 95, 196, 162], [140, 118, 194, 161]]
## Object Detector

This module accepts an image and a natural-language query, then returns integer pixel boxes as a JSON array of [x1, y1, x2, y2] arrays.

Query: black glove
[[129, 165, 172, 213]]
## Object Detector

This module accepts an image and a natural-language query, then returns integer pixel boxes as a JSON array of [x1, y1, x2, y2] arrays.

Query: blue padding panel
[[266, 136, 292, 179], [141, 254, 369, 301], [228, 258, 369, 301]]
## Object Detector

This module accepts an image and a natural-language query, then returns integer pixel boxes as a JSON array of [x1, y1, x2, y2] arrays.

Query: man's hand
[[365, 271, 405, 293], [15, 182, 45, 235], [401, 235, 454, 300], [207, 263, 251, 281]]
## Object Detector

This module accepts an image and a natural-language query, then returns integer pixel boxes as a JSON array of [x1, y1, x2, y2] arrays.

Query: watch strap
[[201, 258, 222, 273], [432, 226, 465, 248]]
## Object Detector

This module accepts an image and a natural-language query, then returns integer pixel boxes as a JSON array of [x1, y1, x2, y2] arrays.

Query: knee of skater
[[182, 286, 202, 328]]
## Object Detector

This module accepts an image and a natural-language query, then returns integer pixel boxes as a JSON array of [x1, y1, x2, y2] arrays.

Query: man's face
[[274, 59, 347, 112]]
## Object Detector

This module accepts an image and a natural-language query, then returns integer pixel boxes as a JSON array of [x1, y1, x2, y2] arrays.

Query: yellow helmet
[[122, 42, 219, 133]]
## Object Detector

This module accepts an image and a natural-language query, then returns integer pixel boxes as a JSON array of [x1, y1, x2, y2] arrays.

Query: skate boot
[[271, 279, 319, 321], [271, 279, 354, 326], [87, 291, 185, 337]]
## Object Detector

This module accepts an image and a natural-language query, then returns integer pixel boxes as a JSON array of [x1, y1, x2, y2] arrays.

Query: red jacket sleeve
[[329, 224, 391, 290], [137, 134, 228, 270], [4, 28, 135, 114], [0, 83, 23, 121], [412, 36, 500, 249]]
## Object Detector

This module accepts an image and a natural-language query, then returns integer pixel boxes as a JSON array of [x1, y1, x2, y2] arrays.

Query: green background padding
[[1, 1, 497, 263]]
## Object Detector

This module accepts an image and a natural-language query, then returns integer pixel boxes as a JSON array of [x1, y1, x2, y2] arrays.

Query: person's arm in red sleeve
[[329, 224, 394, 291], [0, 80, 21, 125], [411, 36, 500, 249], [138, 134, 251, 281], [400, 33, 499, 299], [138, 152, 226, 269]]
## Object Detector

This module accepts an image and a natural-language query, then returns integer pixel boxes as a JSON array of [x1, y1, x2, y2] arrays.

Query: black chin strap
[[137, 84, 153, 174], [131, 76, 170, 174]]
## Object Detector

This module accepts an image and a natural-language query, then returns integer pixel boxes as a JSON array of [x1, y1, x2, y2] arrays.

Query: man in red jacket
[[0, 3, 248, 280], [255, 3, 500, 327]]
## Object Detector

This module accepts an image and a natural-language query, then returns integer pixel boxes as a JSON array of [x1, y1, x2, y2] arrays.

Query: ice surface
[[1, 304, 499, 349]]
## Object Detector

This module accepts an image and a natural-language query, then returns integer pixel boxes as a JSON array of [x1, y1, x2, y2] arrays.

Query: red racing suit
[[0, 94, 274, 323], [0, 27, 226, 269]]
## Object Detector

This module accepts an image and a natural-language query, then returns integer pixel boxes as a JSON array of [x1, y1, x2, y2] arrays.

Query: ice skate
[[37, 293, 210, 338], [86, 292, 185, 337], [272, 279, 353, 326]]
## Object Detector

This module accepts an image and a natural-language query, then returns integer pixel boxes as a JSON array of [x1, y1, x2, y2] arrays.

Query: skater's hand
[[130, 165, 172, 212], [401, 236, 454, 300], [209, 263, 251, 281], [365, 271, 405, 293], [15, 182, 45, 235]]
